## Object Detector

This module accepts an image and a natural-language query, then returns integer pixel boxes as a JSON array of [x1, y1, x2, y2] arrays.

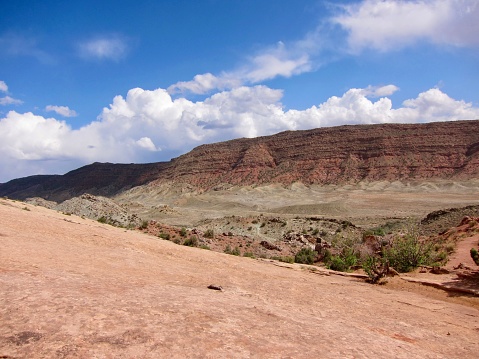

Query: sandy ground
[[118, 180, 479, 227], [1, 199, 479, 358]]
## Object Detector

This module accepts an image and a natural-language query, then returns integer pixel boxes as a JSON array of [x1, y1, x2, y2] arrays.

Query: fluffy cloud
[[1, 85, 479, 182], [78, 35, 128, 61], [333, 0, 479, 52], [168, 42, 313, 94], [45, 105, 78, 117], [0, 111, 70, 160]]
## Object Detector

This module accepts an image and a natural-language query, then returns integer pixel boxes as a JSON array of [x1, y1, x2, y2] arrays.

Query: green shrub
[[199, 244, 210, 250], [183, 236, 198, 247], [322, 248, 332, 263], [204, 229, 214, 238], [445, 244, 455, 254], [327, 248, 357, 272], [384, 235, 433, 273], [158, 232, 170, 240], [180, 227, 187, 237], [140, 220, 149, 229], [243, 252, 255, 258], [97, 216, 107, 224], [434, 250, 448, 264], [294, 247, 317, 265], [224, 245, 241, 256]]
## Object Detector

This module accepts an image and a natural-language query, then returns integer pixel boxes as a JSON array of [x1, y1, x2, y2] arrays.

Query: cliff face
[[157, 120, 479, 187], [1, 120, 478, 201]]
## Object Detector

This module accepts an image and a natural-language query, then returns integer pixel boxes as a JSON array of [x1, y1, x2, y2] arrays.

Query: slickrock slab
[[1, 199, 478, 358]]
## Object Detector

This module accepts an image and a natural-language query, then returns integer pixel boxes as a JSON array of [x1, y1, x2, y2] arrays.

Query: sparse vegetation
[[224, 245, 241, 256], [383, 234, 433, 273], [362, 221, 401, 238], [326, 248, 358, 272], [204, 229, 214, 238], [183, 236, 198, 247], [158, 233, 170, 240], [362, 255, 389, 284], [294, 247, 317, 265], [180, 227, 187, 237]]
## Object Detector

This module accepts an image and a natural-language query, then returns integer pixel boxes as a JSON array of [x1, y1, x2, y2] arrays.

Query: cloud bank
[[1, 84, 478, 182]]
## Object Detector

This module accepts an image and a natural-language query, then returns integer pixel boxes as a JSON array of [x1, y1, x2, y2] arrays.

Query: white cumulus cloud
[[333, 0, 479, 52], [45, 105, 78, 117], [1, 85, 479, 182]]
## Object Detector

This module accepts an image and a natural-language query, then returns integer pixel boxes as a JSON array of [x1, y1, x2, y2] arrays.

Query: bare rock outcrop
[[157, 120, 479, 189]]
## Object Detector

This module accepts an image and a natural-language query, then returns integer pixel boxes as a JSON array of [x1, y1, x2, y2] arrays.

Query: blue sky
[[1, 0, 479, 182]]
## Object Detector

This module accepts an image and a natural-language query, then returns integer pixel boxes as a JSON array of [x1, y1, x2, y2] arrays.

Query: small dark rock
[[207, 284, 223, 291]]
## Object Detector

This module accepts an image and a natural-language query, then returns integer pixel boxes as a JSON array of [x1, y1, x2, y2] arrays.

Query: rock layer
[[158, 120, 479, 188], [1, 120, 478, 201]]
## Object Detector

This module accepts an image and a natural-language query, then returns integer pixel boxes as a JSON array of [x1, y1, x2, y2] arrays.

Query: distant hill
[[1, 120, 478, 202], [0, 162, 169, 202]]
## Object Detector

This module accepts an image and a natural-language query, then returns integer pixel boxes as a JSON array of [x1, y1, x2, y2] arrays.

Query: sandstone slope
[[1, 199, 478, 358]]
